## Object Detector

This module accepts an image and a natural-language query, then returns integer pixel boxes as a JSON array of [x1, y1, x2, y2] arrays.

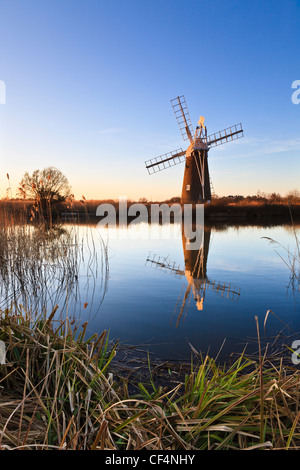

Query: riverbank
[[1, 198, 300, 224], [1, 306, 300, 450], [72, 199, 300, 223]]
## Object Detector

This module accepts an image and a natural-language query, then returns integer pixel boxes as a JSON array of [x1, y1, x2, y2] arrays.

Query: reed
[[1, 306, 300, 450], [262, 216, 300, 292], [0, 199, 109, 318]]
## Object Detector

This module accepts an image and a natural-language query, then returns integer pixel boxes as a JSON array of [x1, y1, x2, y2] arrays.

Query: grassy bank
[[2, 196, 300, 223], [1, 306, 300, 450]]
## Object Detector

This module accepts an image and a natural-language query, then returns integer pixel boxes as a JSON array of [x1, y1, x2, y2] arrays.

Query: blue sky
[[0, 0, 299, 200]]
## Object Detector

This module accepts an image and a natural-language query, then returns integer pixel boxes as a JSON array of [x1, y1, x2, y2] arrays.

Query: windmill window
[[186, 185, 190, 191]]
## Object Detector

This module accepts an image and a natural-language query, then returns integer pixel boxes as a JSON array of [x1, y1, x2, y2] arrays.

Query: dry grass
[[1, 307, 300, 450]]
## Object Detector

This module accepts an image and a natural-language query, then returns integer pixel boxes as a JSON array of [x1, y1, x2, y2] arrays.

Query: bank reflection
[[146, 224, 240, 326]]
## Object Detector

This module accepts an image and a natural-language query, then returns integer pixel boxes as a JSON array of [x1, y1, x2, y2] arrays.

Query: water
[[2, 220, 299, 363], [78, 221, 300, 362]]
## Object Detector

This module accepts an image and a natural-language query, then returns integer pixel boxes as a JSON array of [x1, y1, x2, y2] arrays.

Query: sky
[[0, 0, 299, 201]]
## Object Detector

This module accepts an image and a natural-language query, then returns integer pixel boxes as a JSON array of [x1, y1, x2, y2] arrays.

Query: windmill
[[146, 225, 240, 327], [145, 95, 244, 204]]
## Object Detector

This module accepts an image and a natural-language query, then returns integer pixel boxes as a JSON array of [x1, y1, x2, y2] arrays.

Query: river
[[2, 219, 299, 364]]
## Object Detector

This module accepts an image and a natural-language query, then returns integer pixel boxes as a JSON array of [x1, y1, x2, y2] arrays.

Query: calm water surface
[[4, 221, 299, 363], [75, 221, 300, 362]]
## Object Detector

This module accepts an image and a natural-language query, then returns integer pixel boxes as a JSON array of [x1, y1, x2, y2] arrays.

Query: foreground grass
[[0, 308, 300, 450]]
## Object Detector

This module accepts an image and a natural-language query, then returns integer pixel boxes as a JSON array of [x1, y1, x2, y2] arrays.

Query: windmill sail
[[145, 149, 185, 174], [145, 123, 243, 176], [170, 95, 194, 143], [207, 123, 243, 148]]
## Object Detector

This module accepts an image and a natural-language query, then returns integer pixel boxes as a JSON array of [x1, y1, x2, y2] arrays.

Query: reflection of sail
[[146, 254, 184, 277], [146, 224, 240, 326]]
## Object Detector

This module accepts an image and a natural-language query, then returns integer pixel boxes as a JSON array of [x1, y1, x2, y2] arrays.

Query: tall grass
[[1, 307, 300, 450], [0, 201, 109, 319], [262, 218, 300, 292]]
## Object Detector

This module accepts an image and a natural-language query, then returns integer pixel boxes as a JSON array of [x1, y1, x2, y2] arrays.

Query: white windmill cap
[[198, 116, 205, 126]]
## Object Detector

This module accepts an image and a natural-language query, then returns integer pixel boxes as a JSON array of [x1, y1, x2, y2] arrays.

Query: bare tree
[[286, 189, 300, 204], [18, 167, 72, 202], [18, 167, 73, 221]]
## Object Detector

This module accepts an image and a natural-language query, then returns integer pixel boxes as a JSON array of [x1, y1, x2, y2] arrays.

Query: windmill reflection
[[146, 224, 240, 326]]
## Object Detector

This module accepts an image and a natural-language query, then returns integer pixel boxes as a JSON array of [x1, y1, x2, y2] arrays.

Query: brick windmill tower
[[145, 95, 244, 204]]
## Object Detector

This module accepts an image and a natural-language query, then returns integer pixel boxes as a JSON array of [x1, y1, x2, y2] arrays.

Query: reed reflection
[[0, 221, 108, 320]]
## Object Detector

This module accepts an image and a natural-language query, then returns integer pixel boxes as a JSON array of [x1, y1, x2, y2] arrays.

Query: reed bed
[[262, 214, 300, 292], [0, 307, 300, 450], [0, 204, 109, 320]]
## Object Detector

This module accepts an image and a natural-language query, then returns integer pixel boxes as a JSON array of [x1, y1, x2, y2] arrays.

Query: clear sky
[[0, 0, 299, 201]]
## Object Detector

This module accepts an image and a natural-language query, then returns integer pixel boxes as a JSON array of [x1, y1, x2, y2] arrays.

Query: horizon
[[2, 189, 299, 203], [0, 0, 299, 201]]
